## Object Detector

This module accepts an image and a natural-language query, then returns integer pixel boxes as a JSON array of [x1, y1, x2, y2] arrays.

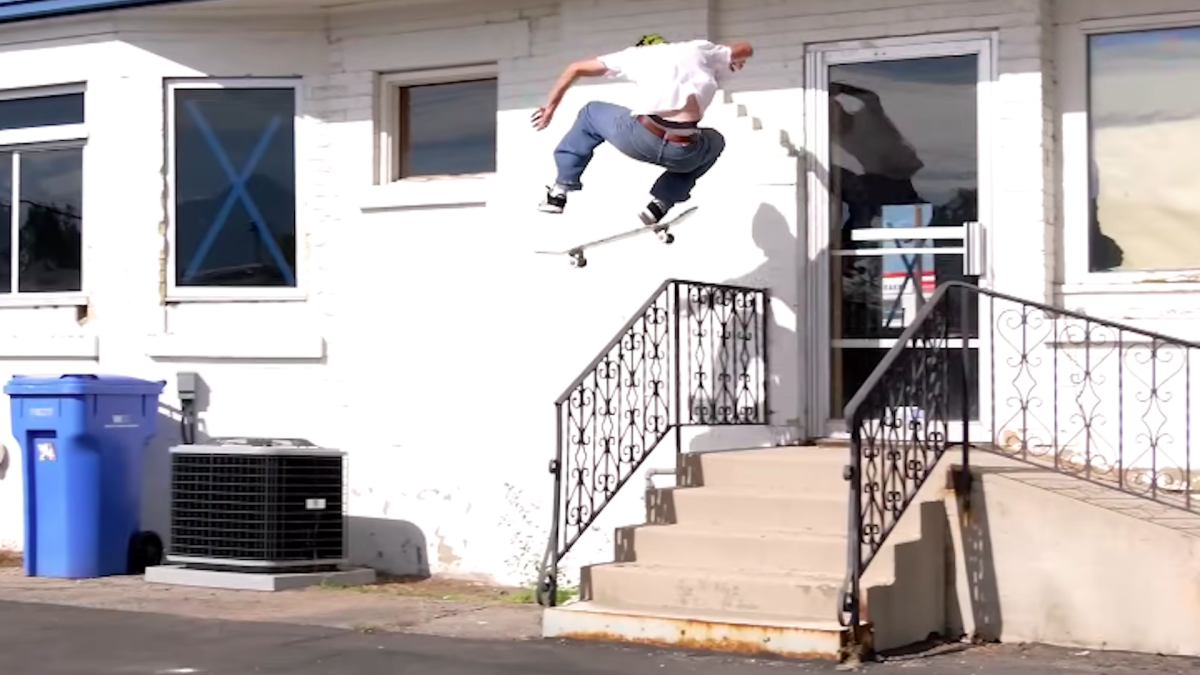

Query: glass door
[[806, 38, 993, 435]]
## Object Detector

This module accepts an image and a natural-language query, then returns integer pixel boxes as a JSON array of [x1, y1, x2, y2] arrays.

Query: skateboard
[[535, 206, 699, 268]]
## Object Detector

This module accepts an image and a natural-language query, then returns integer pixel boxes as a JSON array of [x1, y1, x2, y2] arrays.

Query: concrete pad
[[144, 565, 376, 592], [543, 601, 858, 660]]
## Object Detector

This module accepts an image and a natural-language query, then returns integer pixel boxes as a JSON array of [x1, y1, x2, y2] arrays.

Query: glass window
[[0, 93, 84, 131], [0, 88, 86, 296], [1089, 27, 1200, 272], [17, 149, 83, 293], [396, 78, 497, 178], [172, 86, 297, 288], [0, 154, 10, 294]]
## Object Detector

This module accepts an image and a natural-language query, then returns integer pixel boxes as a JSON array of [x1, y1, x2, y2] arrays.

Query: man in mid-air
[[532, 33, 754, 226]]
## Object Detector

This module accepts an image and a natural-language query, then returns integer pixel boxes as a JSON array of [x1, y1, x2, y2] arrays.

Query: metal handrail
[[537, 279, 770, 606], [839, 281, 1200, 651]]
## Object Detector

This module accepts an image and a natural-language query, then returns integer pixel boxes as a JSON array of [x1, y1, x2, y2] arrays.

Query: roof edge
[[0, 0, 202, 25]]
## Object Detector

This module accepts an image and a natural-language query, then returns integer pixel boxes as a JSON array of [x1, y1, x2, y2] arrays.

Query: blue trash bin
[[5, 374, 166, 578]]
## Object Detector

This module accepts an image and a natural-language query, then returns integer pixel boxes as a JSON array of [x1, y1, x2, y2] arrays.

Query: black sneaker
[[638, 199, 670, 225], [539, 185, 567, 213]]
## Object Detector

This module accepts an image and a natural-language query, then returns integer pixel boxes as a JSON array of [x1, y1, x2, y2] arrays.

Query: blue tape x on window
[[180, 99, 296, 286]]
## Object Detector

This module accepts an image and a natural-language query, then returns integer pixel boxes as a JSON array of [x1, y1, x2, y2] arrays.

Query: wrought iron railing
[[839, 281, 1200, 634], [536, 279, 769, 606]]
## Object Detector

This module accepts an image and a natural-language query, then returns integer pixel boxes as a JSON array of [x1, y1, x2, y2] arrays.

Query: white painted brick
[[0, 0, 1086, 585]]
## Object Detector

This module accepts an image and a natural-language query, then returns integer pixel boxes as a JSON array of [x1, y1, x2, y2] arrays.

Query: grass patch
[[316, 574, 577, 605], [0, 549, 21, 569]]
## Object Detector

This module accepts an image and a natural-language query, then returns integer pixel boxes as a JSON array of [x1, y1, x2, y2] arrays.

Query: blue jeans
[[553, 101, 726, 209]]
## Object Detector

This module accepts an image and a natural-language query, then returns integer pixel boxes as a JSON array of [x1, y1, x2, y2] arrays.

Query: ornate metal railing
[[839, 281, 1200, 635], [536, 279, 769, 606]]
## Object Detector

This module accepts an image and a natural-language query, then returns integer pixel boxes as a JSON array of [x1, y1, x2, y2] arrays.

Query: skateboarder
[[532, 33, 754, 226]]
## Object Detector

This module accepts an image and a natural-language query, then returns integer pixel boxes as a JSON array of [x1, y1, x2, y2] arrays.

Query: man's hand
[[531, 104, 557, 131], [534, 59, 607, 131]]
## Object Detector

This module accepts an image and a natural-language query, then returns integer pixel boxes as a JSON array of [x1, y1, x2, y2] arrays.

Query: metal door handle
[[963, 221, 984, 276]]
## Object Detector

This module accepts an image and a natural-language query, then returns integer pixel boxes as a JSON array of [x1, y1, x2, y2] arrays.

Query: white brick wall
[[0, 0, 1125, 586]]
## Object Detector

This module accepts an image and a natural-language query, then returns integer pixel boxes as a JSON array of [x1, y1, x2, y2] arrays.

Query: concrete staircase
[[542, 445, 948, 659]]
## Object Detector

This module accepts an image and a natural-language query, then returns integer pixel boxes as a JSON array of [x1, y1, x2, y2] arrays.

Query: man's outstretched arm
[[531, 58, 609, 130]]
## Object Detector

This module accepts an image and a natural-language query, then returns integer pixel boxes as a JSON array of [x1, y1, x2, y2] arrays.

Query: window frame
[[165, 77, 306, 303], [0, 83, 88, 308], [376, 64, 499, 185], [1061, 11, 1200, 292]]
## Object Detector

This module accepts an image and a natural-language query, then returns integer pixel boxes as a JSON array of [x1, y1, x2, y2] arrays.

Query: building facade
[[0, 0, 1196, 599]]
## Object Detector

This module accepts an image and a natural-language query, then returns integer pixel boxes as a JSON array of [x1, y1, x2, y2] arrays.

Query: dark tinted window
[[173, 87, 296, 288], [0, 93, 84, 131], [401, 79, 497, 177], [17, 148, 82, 292], [0, 153, 10, 293]]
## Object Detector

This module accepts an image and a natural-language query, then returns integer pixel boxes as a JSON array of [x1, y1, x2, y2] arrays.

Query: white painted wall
[[0, 0, 803, 585], [4, 0, 1186, 587]]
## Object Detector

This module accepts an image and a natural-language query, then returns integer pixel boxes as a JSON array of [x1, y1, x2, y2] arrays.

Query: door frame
[[803, 32, 999, 438]]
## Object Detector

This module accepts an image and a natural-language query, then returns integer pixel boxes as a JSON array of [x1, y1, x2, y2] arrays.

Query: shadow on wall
[[141, 401, 214, 549], [348, 516, 430, 577], [687, 199, 800, 453], [0, 437, 9, 481], [945, 466, 1002, 644]]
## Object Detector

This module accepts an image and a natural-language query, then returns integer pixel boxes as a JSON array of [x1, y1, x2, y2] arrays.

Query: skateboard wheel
[[662, 233, 675, 244], [577, 258, 588, 268]]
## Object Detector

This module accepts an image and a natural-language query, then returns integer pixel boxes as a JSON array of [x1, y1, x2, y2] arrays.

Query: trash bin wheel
[[128, 531, 164, 574]]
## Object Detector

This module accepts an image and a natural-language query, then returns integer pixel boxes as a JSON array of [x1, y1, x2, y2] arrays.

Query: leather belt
[[637, 115, 696, 144]]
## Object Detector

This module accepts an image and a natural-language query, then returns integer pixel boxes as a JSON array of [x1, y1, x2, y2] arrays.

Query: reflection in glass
[[402, 79, 497, 177], [0, 93, 84, 132], [174, 88, 296, 287], [828, 56, 979, 412], [0, 153, 10, 293], [1089, 27, 1200, 272], [18, 148, 83, 293]]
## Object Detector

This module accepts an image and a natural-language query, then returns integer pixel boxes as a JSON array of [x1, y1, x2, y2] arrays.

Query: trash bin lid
[[4, 374, 166, 396]]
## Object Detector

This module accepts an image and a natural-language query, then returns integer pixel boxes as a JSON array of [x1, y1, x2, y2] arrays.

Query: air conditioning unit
[[168, 437, 346, 571]]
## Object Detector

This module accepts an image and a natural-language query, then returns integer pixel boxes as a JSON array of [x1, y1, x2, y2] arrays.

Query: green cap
[[635, 33, 667, 46]]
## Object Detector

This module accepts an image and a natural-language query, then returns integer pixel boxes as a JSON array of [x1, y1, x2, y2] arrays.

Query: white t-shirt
[[598, 40, 733, 119]]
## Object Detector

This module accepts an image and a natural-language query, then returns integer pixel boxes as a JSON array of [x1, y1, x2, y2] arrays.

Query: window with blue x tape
[[173, 86, 297, 288]]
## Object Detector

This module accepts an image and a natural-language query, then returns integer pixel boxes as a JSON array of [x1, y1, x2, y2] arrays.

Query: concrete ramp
[[946, 454, 1200, 657]]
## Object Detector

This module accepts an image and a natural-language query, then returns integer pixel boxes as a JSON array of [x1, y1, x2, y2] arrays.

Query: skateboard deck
[[534, 206, 699, 268]]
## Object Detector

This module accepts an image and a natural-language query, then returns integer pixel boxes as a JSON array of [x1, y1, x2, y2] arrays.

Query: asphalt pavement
[[0, 599, 1196, 675]]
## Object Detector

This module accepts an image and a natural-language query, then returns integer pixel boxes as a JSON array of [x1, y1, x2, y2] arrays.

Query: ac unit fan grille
[[170, 453, 345, 564]]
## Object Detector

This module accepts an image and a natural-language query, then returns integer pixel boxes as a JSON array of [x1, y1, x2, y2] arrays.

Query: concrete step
[[542, 601, 858, 660], [586, 561, 843, 621], [621, 524, 847, 576], [647, 487, 847, 535], [680, 446, 849, 493]]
